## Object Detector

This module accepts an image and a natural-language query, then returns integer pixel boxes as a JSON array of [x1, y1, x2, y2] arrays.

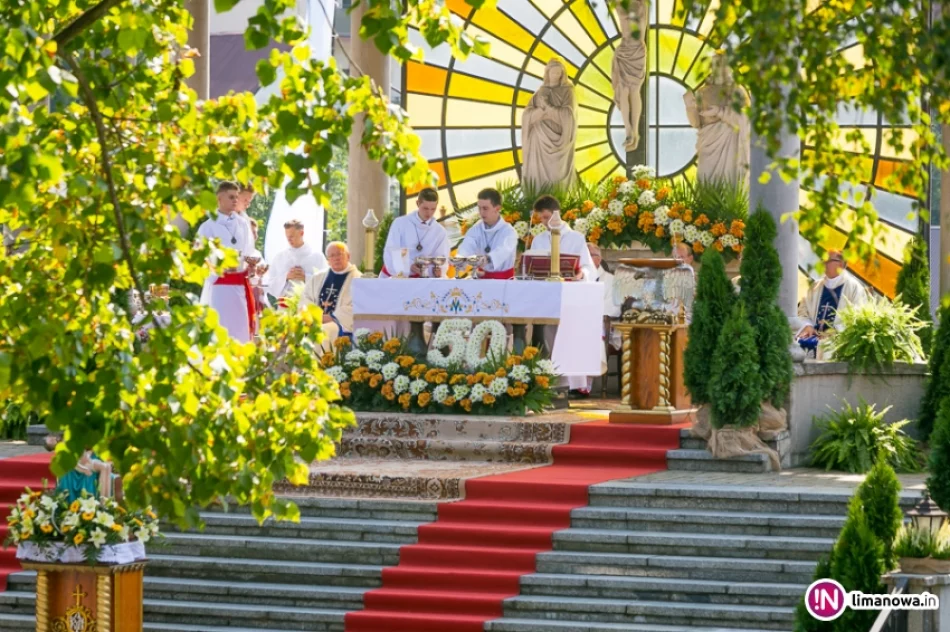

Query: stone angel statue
[[612, 0, 649, 152], [683, 52, 751, 184], [521, 59, 578, 190]]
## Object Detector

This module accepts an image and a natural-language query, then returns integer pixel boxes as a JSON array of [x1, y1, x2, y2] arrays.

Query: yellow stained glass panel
[[570, 1, 608, 46], [835, 208, 912, 263], [407, 62, 448, 96], [880, 128, 917, 161], [555, 11, 598, 57], [575, 141, 613, 172], [673, 32, 704, 80], [874, 159, 917, 197], [592, 46, 615, 78], [453, 169, 519, 207], [449, 150, 516, 183], [532, 48, 580, 79], [526, 58, 548, 79], [577, 126, 609, 148], [657, 0, 677, 26], [466, 5, 536, 53], [575, 84, 614, 111], [849, 253, 900, 298], [449, 74, 515, 105], [578, 106, 609, 126], [577, 69, 615, 103], [657, 29, 681, 75], [840, 44, 866, 70], [446, 99, 511, 127], [516, 90, 533, 107], [406, 94, 444, 129], [464, 26, 541, 77], [584, 156, 622, 182], [531, 0, 563, 19], [697, 0, 720, 37]]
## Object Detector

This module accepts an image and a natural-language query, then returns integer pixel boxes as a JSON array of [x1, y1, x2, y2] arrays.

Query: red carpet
[[345, 421, 682, 632], [0, 452, 53, 591]]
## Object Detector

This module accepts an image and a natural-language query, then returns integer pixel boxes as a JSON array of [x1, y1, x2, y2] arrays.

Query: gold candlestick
[[548, 210, 564, 282], [362, 208, 379, 278]]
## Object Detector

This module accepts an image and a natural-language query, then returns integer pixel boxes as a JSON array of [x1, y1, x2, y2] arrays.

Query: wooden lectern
[[608, 258, 697, 425], [22, 560, 146, 632]]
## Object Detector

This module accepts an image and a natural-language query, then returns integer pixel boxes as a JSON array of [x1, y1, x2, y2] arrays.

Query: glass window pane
[[657, 128, 697, 176]]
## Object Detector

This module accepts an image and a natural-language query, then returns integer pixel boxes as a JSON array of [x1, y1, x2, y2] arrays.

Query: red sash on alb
[[479, 268, 515, 280], [214, 271, 256, 338]]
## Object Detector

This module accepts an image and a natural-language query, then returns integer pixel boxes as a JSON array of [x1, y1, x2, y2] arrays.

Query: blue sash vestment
[[815, 284, 844, 333], [318, 270, 350, 316]]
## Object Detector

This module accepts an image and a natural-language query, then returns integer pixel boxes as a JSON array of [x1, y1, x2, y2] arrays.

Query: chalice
[[432, 256, 447, 278], [415, 256, 433, 278]]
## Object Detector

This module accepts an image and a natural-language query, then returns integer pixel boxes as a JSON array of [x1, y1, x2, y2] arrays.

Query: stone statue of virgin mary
[[521, 59, 578, 191]]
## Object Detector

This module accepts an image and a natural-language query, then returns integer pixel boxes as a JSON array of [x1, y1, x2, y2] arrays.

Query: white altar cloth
[[351, 279, 604, 376]]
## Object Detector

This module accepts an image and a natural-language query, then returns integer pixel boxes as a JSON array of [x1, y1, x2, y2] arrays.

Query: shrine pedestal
[[23, 560, 146, 632], [609, 323, 697, 425]]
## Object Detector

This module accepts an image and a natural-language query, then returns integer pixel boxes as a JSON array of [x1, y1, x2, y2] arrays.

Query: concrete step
[[219, 497, 438, 522], [143, 599, 345, 631], [504, 595, 794, 630], [158, 533, 402, 566], [7, 573, 367, 611], [0, 614, 33, 631], [535, 551, 816, 584], [146, 554, 384, 587], [189, 512, 423, 543], [519, 574, 806, 607], [553, 529, 833, 561], [667, 449, 772, 473], [570, 506, 845, 538], [487, 617, 781, 632], [339, 436, 554, 463]]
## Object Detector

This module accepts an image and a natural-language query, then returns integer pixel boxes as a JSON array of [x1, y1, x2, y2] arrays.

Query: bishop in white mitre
[[197, 182, 257, 343], [263, 218, 328, 303], [457, 188, 519, 279], [528, 195, 597, 282], [381, 187, 450, 278]]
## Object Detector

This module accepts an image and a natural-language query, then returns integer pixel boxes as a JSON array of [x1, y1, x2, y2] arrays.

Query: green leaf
[[255, 59, 277, 87]]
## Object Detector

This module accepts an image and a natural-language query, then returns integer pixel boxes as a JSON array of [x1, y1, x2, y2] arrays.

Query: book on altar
[[521, 249, 581, 280]]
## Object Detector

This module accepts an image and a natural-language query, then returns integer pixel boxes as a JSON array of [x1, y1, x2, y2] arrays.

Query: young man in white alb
[[381, 187, 450, 278], [264, 218, 328, 304], [456, 188, 519, 279]]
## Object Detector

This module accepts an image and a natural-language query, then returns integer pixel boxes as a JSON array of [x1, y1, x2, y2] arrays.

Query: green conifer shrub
[[830, 497, 886, 631], [684, 248, 735, 405], [373, 212, 395, 274], [920, 303, 950, 440], [895, 236, 932, 353], [739, 208, 793, 406], [708, 304, 764, 428], [793, 555, 834, 632], [856, 459, 904, 569], [927, 398, 950, 512]]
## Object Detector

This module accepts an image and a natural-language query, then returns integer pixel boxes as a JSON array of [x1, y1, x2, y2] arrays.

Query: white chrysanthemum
[[433, 384, 450, 403], [638, 190, 656, 207], [588, 208, 606, 224], [344, 350, 365, 366], [631, 164, 656, 180], [381, 362, 400, 380], [410, 379, 428, 396], [470, 383, 487, 403], [453, 384, 470, 400], [461, 209, 480, 227], [394, 375, 411, 394], [488, 377, 509, 396], [700, 231, 716, 247], [366, 350, 385, 370], [353, 328, 372, 344], [513, 221, 529, 237], [325, 366, 346, 383], [535, 359, 557, 375], [618, 180, 635, 195], [669, 219, 685, 235], [653, 206, 670, 226], [608, 199, 624, 216], [509, 365, 530, 382], [573, 218, 589, 235], [530, 223, 547, 237], [684, 225, 701, 243], [720, 234, 739, 247]]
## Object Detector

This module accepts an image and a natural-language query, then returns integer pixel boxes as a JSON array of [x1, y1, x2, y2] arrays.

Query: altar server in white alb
[[381, 187, 450, 278], [197, 181, 257, 343], [264, 218, 328, 304], [457, 188, 519, 279], [529, 194, 597, 282]]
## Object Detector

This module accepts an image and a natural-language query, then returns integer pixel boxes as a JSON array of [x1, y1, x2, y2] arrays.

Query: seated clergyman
[[792, 249, 868, 350], [301, 242, 362, 344]]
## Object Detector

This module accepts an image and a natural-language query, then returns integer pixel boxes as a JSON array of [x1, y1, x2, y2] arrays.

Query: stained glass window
[[402, 0, 919, 297]]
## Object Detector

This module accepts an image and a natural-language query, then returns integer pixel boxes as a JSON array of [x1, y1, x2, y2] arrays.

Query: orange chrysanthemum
[[711, 222, 727, 237], [636, 178, 651, 190], [693, 242, 704, 253], [695, 214, 710, 227], [582, 200, 595, 213], [398, 393, 411, 410], [418, 392, 432, 407], [656, 187, 670, 201]]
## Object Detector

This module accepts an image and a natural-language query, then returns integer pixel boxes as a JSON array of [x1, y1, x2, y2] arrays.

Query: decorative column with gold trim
[[22, 561, 146, 632]]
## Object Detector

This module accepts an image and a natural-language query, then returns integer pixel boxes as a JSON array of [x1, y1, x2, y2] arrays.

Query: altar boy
[[197, 181, 257, 343], [457, 188, 519, 279], [381, 187, 450, 278]]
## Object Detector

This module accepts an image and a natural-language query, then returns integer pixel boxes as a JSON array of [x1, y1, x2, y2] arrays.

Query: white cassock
[[530, 227, 598, 282], [381, 212, 450, 278], [263, 243, 328, 301], [792, 272, 869, 336], [197, 212, 256, 343], [456, 219, 519, 277]]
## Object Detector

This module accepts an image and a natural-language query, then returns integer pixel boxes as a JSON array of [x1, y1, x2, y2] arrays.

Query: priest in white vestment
[[381, 187, 450, 278], [528, 195, 597, 282], [264, 218, 328, 303], [457, 188, 519, 279], [197, 181, 257, 343], [301, 242, 362, 347], [792, 250, 868, 357], [575, 243, 622, 396]]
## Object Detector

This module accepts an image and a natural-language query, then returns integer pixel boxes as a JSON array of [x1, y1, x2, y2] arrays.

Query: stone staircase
[[0, 498, 437, 631]]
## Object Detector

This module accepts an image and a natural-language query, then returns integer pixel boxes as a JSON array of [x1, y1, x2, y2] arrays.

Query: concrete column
[[345, 4, 391, 266], [185, 0, 210, 100], [750, 124, 801, 317], [940, 122, 950, 296]]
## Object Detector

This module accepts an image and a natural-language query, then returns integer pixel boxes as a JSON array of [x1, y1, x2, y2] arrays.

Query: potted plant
[[893, 523, 950, 574]]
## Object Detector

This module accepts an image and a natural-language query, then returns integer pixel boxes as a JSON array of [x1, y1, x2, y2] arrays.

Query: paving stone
[[487, 620, 778, 632]]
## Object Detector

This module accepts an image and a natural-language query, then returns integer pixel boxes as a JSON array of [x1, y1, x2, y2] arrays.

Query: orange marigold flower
[[531, 213, 542, 225], [714, 241, 724, 252], [410, 364, 427, 378], [589, 226, 603, 242], [367, 332, 383, 345], [450, 374, 466, 385], [444, 396, 457, 407], [729, 219, 745, 238], [334, 337, 351, 349], [460, 398, 472, 412], [695, 214, 710, 227], [607, 219, 623, 234], [320, 352, 335, 366], [636, 178, 651, 190], [711, 222, 727, 237], [671, 202, 685, 212], [637, 212, 655, 232], [495, 368, 507, 378], [507, 386, 526, 397], [581, 200, 595, 212], [693, 242, 705, 253], [418, 392, 432, 407], [398, 393, 411, 409], [482, 374, 493, 386], [340, 381, 352, 398], [534, 375, 550, 388], [668, 208, 681, 220], [656, 187, 670, 201], [655, 226, 666, 238], [732, 243, 743, 252], [613, 175, 628, 184], [381, 382, 396, 401], [523, 346, 539, 360], [563, 210, 577, 221], [600, 199, 610, 209], [369, 374, 382, 389], [382, 338, 401, 353], [483, 394, 496, 405], [396, 355, 415, 368], [683, 210, 693, 223], [467, 375, 477, 386]]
